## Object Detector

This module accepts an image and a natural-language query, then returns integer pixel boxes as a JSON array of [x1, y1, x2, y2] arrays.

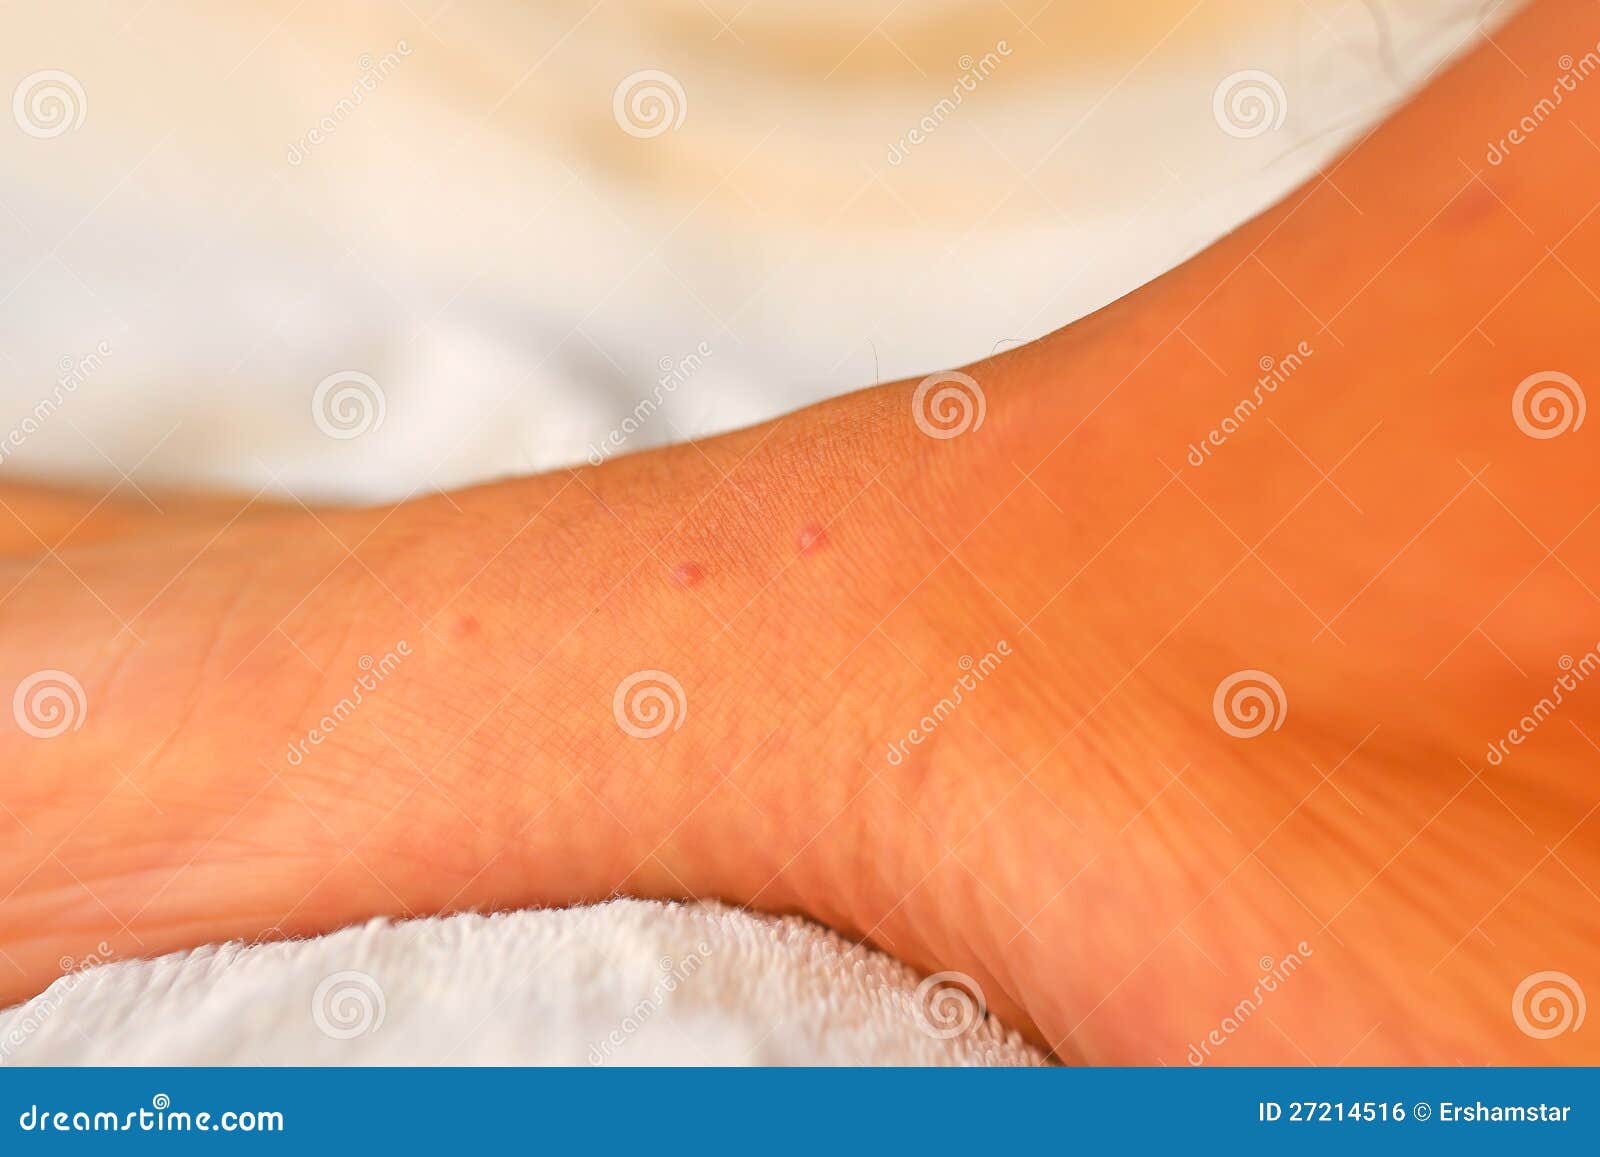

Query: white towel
[[0, 900, 1044, 1065]]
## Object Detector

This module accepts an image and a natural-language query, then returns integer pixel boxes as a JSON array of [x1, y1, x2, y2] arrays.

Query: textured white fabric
[[0, 2, 1497, 500], [0, 901, 1043, 1066]]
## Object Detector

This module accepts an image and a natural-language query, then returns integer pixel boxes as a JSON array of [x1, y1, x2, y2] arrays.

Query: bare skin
[[3, 0, 1599, 1065]]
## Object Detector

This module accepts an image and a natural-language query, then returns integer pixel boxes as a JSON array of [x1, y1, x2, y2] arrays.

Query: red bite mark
[[452, 614, 480, 639], [672, 561, 704, 588], [1442, 181, 1498, 228], [797, 523, 829, 554]]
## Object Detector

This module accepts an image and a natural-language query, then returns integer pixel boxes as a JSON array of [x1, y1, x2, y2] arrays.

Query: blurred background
[[0, 0, 1501, 501]]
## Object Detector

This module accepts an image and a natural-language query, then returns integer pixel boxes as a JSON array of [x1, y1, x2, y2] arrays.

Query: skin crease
[[3, 0, 1600, 1065]]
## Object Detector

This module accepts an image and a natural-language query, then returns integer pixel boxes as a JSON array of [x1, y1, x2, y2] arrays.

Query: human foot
[[845, 0, 1600, 1063], [5, 0, 1599, 1069]]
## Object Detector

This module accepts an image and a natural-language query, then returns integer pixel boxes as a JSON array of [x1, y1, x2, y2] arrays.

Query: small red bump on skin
[[1443, 181, 1498, 228], [797, 522, 829, 554], [672, 561, 704, 588], [452, 614, 480, 639]]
